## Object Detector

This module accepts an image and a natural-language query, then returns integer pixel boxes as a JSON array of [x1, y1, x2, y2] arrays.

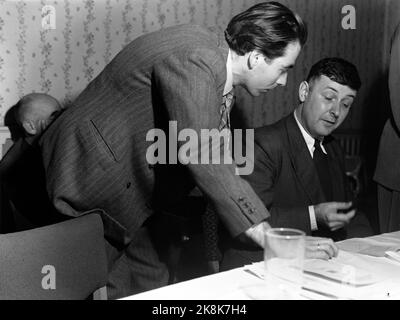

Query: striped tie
[[219, 90, 235, 131]]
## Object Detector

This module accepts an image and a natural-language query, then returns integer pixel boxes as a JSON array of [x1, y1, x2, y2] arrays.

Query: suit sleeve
[[390, 23, 400, 131], [153, 47, 269, 237], [243, 139, 312, 234]]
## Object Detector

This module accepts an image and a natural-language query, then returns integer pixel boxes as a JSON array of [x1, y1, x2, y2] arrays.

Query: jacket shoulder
[[254, 117, 288, 152]]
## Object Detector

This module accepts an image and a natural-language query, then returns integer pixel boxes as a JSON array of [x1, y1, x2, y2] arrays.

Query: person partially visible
[[374, 23, 400, 233], [220, 57, 373, 270], [0, 93, 65, 232]]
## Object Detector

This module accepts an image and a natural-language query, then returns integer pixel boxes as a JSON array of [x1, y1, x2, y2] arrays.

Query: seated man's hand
[[305, 236, 339, 260], [314, 201, 356, 231]]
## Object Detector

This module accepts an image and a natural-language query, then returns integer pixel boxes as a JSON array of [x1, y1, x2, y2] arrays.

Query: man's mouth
[[322, 119, 336, 126]]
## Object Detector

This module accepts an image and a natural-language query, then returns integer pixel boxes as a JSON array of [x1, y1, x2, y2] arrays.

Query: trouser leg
[[106, 222, 169, 299]]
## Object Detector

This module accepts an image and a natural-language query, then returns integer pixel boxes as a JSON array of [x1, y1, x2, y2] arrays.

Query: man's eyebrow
[[325, 86, 338, 93], [324, 86, 356, 98]]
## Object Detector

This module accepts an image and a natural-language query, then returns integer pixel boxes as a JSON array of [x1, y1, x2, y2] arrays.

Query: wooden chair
[[333, 131, 367, 196], [0, 213, 108, 300]]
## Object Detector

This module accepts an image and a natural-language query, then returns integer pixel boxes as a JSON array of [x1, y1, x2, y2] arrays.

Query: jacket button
[[126, 182, 131, 189], [238, 197, 244, 202]]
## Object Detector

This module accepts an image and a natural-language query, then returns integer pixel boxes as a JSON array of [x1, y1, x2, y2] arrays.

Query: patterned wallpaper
[[0, 0, 390, 132]]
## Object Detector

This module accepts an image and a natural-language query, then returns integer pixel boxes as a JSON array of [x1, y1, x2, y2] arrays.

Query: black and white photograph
[[0, 0, 399, 304]]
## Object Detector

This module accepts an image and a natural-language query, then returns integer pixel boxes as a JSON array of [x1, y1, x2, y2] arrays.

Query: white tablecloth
[[121, 231, 400, 300]]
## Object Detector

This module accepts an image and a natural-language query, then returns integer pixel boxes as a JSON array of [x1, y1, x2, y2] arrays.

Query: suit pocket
[[88, 119, 120, 163]]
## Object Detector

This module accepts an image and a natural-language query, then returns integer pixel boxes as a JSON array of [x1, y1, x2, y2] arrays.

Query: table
[[121, 231, 400, 300]]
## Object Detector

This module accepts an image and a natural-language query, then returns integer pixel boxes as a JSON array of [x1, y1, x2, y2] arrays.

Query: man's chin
[[249, 89, 263, 97], [242, 86, 263, 97], [316, 128, 333, 137]]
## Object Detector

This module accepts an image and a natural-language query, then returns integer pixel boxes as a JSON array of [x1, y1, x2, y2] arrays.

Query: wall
[[0, 0, 259, 122], [0, 0, 391, 145], [234, 0, 387, 131]]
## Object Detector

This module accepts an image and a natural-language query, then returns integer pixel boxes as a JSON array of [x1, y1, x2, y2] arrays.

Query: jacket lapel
[[284, 114, 325, 204]]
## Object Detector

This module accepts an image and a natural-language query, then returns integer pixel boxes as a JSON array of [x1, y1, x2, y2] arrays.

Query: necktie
[[313, 139, 332, 201], [219, 90, 235, 131]]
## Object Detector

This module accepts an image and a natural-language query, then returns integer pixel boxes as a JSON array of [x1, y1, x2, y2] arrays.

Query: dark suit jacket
[[0, 138, 66, 232], [375, 23, 400, 191], [39, 25, 269, 287], [220, 113, 351, 270], [245, 113, 350, 238]]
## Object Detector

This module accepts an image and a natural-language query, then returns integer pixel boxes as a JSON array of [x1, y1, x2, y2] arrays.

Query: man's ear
[[299, 81, 309, 102], [247, 51, 263, 70], [22, 120, 37, 136]]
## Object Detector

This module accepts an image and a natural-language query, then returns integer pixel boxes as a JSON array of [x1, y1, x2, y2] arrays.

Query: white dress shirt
[[223, 49, 233, 95]]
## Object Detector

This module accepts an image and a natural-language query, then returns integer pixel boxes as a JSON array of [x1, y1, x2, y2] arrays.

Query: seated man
[[220, 57, 373, 270], [0, 93, 65, 232]]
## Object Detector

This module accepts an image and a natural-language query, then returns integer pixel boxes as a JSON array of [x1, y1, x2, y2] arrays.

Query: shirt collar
[[223, 49, 233, 96], [293, 110, 327, 156]]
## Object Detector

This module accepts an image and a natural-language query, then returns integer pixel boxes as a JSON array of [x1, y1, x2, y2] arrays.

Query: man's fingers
[[320, 242, 336, 258], [305, 236, 339, 258], [333, 201, 352, 210], [305, 248, 330, 260], [346, 209, 356, 219], [328, 210, 356, 230], [308, 241, 336, 258], [329, 210, 356, 223], [328, 221, 345, 230]]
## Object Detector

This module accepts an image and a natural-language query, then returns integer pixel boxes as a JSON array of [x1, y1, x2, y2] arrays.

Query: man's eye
[[324, 96, 333, 101]]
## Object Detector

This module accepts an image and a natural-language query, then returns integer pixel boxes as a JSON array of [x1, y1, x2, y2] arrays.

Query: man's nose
[[276, 73, 288, 86], [330, 101, 340, 118]]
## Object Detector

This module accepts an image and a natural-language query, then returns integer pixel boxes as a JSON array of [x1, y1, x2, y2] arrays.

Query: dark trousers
[[105, 219, 169, 299]]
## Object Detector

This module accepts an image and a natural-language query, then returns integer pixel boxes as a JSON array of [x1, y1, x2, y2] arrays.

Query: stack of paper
[[242, 252, 400, 300], [337, 236, 400, 257]]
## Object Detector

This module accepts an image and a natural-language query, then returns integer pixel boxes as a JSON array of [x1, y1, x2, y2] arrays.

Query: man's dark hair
[[306, 57, 362, 91], [225, 1, 307, 60]]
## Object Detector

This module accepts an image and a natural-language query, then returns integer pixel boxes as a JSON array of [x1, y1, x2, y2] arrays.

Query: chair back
[[0, 213, 108, 299]]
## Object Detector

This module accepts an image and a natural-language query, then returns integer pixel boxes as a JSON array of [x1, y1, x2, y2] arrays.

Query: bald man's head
[[16, 93, 62, 140]]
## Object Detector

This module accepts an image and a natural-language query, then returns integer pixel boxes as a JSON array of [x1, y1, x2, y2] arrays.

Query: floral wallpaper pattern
[[0, 0, 390, 131]]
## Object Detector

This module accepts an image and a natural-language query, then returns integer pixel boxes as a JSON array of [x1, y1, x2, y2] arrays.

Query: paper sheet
[[337, 236, 400, 257], [242, 251, 400, 300]]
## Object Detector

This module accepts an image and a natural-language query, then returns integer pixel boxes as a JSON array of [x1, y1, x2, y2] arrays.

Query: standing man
[[40, 2, 335, 298], [375, 23, 400, 233]]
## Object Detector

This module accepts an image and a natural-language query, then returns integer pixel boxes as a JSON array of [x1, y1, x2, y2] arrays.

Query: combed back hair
[[306, 57, 362, 91], [225, 1, 307, 59]]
